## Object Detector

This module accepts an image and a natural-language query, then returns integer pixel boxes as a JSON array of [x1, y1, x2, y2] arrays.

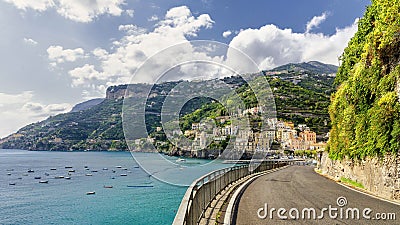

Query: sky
[[0, 0, 370, 138]]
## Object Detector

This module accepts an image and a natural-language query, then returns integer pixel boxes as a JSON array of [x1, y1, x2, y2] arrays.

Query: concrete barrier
[[173, 160, 296, 225]]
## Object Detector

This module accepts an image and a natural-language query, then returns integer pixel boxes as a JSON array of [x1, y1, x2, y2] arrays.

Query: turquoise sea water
[[0, 150, 228, 225]]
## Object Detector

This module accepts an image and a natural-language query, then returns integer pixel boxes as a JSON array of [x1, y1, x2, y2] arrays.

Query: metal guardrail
[[173, 160, 294, 225]]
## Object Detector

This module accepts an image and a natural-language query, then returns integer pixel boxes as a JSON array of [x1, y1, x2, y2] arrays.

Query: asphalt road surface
[[235, 166, 399, 225]]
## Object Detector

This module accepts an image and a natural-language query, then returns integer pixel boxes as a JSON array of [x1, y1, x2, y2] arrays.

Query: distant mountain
[[0, 61, 337, 151], [70, 98, 104, 112], [270, 61, 338, 74]]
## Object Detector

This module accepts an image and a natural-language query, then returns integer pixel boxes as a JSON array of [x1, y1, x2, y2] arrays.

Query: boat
[[34, 176, 41, 179], [133, 166, 139, 168], [126, 185, 154, 188], [122, 168, 128, 170], [68, 170, 75, 173], [7, 173, 11, 176], [65, 177, 71, 180], [115, 166, 122, 168], [55, 176, 64, 179], [65, 166, 73, 169], [102, 168, 108, 170], [39, 180, 48, 183], [176, 158, 186, 162], [50, 168, 57, 171], [84, 166, 88, 168], [6, 169, 14, 171], [85, 174, 93, 176], [91, 170, 98, 172], [103, 185, 113, 188], [86, 191, 96, 195], [9, 182, 16, 186], [120, 174, 127, 176], [27, 169, 34, 173]]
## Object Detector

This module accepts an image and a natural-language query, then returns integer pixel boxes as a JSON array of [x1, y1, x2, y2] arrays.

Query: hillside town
[[136, 106, 327, 159]]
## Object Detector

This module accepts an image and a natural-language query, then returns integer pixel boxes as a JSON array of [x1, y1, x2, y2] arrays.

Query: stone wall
[[320, 152, 400, 201]]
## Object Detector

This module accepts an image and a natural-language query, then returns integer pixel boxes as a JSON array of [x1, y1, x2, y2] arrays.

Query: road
[[234, 166, 399, 225]]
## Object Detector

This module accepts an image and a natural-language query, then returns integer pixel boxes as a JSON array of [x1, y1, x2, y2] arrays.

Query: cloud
[[66, 5, 215, 88], [228, 20, 358, 69], [125, 9, 134, 17], [0, 91, 71, 138], [23, 37, 38, 45], [47, 45, 86, 63], [148, 15, 159, 22], [3, 0, 54, 11], [118, 24, 147, 35], [3, 0, 126, 22], [222, 30, 232, 38], [306, 12, 329, 33]]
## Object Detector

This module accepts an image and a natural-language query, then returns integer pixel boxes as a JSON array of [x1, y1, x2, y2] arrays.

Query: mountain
[[0, 61, 337, 151], [270, 61, 338, 74], [70, 98, 104, 112], [327, 0, 400, 160]]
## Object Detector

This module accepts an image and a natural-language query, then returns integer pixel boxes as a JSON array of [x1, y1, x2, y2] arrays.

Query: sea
[[0, 149, 229, 225]]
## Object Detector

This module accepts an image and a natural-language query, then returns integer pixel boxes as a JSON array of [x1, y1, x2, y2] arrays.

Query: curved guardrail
[[173, 160, 291, 225]]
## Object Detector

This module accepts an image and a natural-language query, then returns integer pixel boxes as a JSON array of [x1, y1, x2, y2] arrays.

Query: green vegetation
[[328, 0, 400, 160], [340, 177, 365, 189], [294, 150, 318, 158]]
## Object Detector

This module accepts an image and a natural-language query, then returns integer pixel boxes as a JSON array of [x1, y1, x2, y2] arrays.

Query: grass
[[340, 177, 365, 189]]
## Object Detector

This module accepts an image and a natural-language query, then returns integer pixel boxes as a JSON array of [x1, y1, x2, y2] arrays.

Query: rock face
[[321, 152, 400, 201]]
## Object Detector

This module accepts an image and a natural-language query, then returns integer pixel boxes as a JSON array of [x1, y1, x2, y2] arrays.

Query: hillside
[[0, 61, 336, 151], [328, 0, 400, 159]]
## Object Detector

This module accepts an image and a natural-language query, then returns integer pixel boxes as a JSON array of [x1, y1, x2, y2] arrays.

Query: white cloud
[[47, 45, 86, 63], [125, 9, 134, 17], [23, 37, 38, 45], [148, 15, 159, 22], [3, 0, 126, 22], [306, 12, 329, 33], [3, 0, 54, 11], [228, 20, 358, 69], [66, 5, 215, 88], [222, 30, 232, 38], [118, 24, 147, 35], [0, 91, 71, 138]]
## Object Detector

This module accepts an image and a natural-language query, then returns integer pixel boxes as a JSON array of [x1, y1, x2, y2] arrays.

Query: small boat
[[85, 174, 93, 176], [115, 166, 122, 168], [122, 168, 128, 170], [120, 174, 127, 176], [27, 169, 34, 173], [133, 166, 139, 168], [50, 168, 57, 171], [7, 173, 11, 176], [55, 176, 64, 179], [65, 177, 71, 180], [84, 166, 88, 168], [91, 170, 98, 172], [102, 168, 108, 170], [86, 191, 96, 195], [111, 177, 115, 179], [127, 185, 154, 188], [9, 182, 16, 186], [65, 166, 73, 169], [103, 185, 113, 188], [68, 170, 75, 173], [39, 180, 48, 184], [6, 169, 14, 171], [34, 176, 41, 179], [85, 168, 90, 170], [176, 158, 186, 162], [17, 177, 22, 180], [127, 171, 132, 173], [112, 170, 116, 173]]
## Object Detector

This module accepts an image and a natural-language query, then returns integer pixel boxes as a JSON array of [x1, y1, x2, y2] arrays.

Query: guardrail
[[173, 160, 296, 225]]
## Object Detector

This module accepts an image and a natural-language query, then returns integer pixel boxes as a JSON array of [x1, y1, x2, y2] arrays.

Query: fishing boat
[[9, 182, 16, 185], [86, 191, 96, 195], [39, 180, 48, 184]]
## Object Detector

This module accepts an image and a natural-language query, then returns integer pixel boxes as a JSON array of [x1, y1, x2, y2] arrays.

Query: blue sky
[[0, 0, 370, 137]]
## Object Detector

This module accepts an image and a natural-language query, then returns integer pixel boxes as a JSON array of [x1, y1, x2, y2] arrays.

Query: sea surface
[[0, 150, 229, 225]]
